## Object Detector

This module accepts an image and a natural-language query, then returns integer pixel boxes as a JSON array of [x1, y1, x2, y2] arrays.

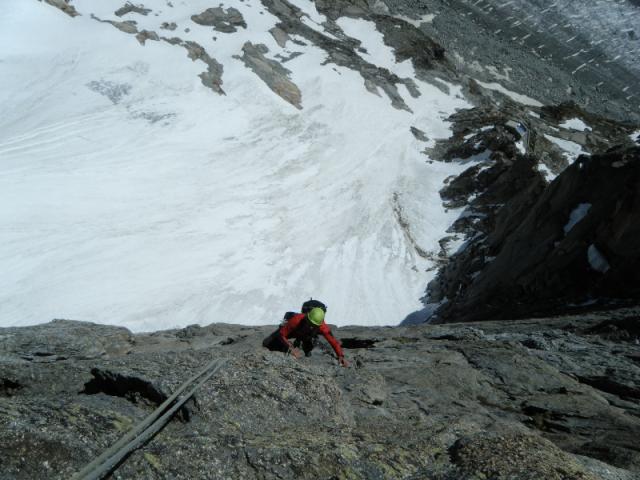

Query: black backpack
[[301, 298, 327, 314]]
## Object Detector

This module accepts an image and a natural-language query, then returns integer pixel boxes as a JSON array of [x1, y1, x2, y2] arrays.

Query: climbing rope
[[72, 357, 227, 480]]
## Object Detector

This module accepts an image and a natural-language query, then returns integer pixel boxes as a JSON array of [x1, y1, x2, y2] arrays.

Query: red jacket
[[279, 313, 344, 358]]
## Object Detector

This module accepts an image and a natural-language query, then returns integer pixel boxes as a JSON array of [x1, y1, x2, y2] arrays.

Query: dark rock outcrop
[[1, 310, 639, 479], [434, 145, 640, 323]]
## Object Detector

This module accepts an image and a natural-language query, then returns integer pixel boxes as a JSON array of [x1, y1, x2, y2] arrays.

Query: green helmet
[[307, 307, 325, 326]]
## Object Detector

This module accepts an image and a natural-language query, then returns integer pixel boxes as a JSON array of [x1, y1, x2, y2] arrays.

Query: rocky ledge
[[1, 309, 639, 479]]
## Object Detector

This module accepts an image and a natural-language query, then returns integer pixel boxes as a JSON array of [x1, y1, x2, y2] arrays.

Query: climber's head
[[307, 307, 325, 326]]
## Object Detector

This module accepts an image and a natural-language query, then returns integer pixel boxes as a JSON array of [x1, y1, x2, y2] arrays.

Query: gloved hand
[[339, 356, 349, 368]]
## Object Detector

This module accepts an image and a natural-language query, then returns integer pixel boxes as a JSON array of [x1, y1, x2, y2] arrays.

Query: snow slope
[[0, 0, 472, 331]]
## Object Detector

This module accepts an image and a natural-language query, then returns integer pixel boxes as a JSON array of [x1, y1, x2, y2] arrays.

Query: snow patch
[[560, 118, 592, 131], [537, 163, 557, 182], [564, 203, 591, 234], [475, 80, 544, 107], [544, 134, 585, 162], [587, 244, 610, 274], [631, 130, 640, 144]]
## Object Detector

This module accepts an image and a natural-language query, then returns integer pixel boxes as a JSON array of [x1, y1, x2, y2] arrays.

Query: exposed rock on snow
[[191, 7, 247, 33], [159, 21, 176, 31], [43, 0, 79, 18], [2, 309, 640, 479], [135, 29, 160, 45], [237, 42, 302, 109], [90, 14, 139, 35], [115, 2, 151, 17], [182, 40, 225, 95], [269, 26, 290, 48]]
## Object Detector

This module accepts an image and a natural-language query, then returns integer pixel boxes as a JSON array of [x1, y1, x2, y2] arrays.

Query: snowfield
[[0, 0, 473, 331]]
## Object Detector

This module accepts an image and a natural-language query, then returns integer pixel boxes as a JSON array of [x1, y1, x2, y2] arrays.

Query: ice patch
[[587, 244, 610, 274], [475, 80, 543, 107], [560, 118, 592, 131], [564, 203, 591, 234]]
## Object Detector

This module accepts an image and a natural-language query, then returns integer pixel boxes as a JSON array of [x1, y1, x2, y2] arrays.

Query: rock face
[[432, 144, 640, 323], [2, 309, 640, 479], [416, 89, 640, 324]]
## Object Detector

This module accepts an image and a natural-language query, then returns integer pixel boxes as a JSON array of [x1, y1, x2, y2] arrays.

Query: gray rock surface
[[2, 309, 639, 479]]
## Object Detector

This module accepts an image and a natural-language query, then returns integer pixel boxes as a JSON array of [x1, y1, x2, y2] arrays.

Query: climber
[[263, 300, 348, 367]]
